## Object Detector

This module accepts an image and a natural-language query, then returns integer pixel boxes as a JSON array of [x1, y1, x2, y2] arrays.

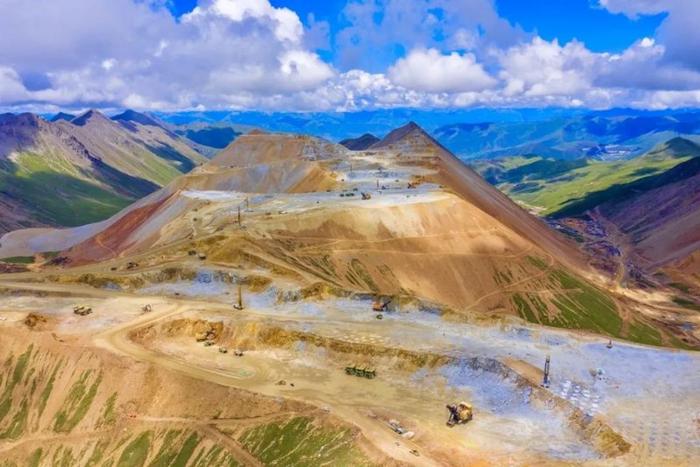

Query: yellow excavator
[[372, 298, 392, 312]]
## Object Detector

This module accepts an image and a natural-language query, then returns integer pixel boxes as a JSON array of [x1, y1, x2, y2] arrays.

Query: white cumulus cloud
[[0, 0, 699, 111], [388, 49, 496, 93]]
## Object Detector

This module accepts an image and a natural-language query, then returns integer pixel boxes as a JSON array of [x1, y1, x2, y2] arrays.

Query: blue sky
[[0, 0, 698, 112], [168, 0, 667, 61]]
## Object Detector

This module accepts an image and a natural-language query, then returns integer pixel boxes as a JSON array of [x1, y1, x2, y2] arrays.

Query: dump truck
[[446, 401, 473, 426], [73, 305, 92, 316], [219, 347, 228, 354], [345, 365, 376, 379]]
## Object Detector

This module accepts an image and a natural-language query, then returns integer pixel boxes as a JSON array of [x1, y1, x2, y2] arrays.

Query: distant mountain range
[[154, 108, 583, 145], [0, 110, 206, 233], [146, 108, 700, 161], [435, 111, 700, 160]]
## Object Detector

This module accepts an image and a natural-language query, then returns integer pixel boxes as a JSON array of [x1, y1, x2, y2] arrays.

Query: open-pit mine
[[1, 123, 698, 466]]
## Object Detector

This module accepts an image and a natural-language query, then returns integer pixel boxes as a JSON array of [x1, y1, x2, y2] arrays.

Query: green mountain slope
[[0, 111, 206, 233], [473, 137, 700, 215]]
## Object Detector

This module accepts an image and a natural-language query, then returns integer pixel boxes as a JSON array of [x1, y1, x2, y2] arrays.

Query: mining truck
[[73, 305, 92, 316], [345, 365, 376, 379]]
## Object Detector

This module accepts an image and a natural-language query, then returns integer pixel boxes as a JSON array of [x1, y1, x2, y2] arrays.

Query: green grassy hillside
[[0, 154, 135, 228], [473, 137, 700, 215], [0, 111, 205, 233]]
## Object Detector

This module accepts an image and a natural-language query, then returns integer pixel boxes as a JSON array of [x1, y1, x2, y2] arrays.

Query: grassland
[[507, 267, 673, 346], [0, 256, 35, 264], [473, 151, 692, 215], [238, 416, 374, 466], [0, 153, 134, 227]]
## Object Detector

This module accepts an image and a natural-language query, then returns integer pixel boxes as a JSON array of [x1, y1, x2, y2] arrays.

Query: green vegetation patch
[[0, 256, 34, 264], [85, 440, 110, 467], [550, 270, 622, 335], [149, 430, 201, 467], [53, 370, 102, 433], [51, 446, 77, 467], [0, 397, 29, 439], [191, 445, 240, 467], [0, 152, 135, 227], [511, 270, 624, 339], [526, 255, 548, 271], [239, 416, 374, 466], [627, 320, 663, 346], [0, 346, 33, 425], [117, 431, 152, 467], [476, 151, 694, 215], [28, 448, 43, 467], [38, 363, 61, 418], [95, 391, 118, 428], [669, 282, 691, 293], [672, 296, 700, 312]]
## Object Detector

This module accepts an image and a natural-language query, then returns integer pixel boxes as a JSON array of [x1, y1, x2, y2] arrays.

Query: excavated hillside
[[2, 123, 690, 346], [2, 122, 700, 466]]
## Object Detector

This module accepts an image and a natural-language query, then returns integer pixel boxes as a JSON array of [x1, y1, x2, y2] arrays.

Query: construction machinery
[[345, 365, 376, 379], [73, 305, 92, 316], [361, 192, 372, 200], [388, 419, 406, 435], [196, 329, 216, 342], [446, 401, 473, 426], [219, 347, 228, 354], [372, 298, 392, 312], [141, 304, 152, 313], [233, 284, 244, 310], [203, 340, 215, 347], [542, 355, 551, 388]]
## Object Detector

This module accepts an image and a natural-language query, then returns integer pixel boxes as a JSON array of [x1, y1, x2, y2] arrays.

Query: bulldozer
[[446, 402, 473, 426], [345, 365, 376, 379], [73, 305, 92, 316]]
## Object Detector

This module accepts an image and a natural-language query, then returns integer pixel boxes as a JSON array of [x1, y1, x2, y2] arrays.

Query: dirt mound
[[210, 132, 345, 168], [24, 312, 50, 329]]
